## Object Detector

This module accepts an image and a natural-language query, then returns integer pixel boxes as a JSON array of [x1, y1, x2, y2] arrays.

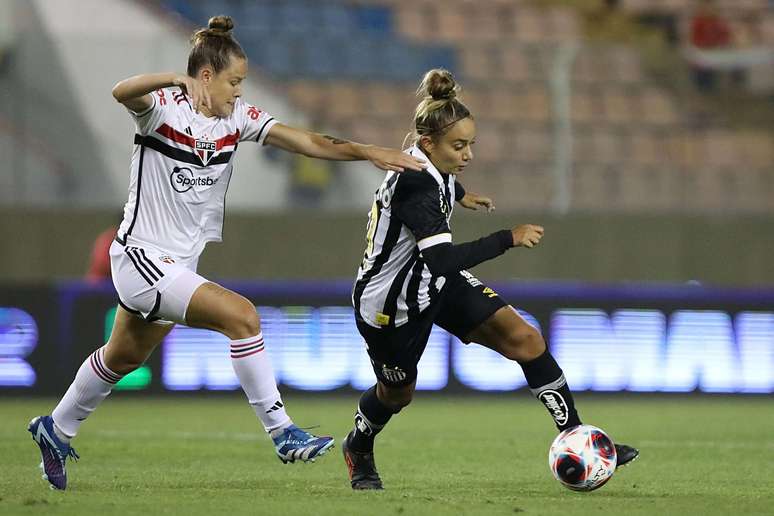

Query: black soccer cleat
[[615, 443, 639, 468], [342, 431, 383, 490]]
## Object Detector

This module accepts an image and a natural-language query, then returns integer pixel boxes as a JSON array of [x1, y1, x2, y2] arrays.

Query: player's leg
[[30, 306, 173, 490], [343, 317, 430, 489], [463, 301, 639, 466], [184, 281, 333, 463], [465, 306, 583, 431]]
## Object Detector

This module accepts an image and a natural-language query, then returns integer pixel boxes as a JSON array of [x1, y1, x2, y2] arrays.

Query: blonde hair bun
[[208, 15, 234, 33], [418, 69, 458, 101]]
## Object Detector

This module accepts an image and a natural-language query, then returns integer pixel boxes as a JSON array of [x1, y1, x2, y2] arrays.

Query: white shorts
[[109, 240, 208, 324]]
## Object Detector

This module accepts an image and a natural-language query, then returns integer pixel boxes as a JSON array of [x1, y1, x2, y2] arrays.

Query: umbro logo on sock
[[265, 401, 284, 413]]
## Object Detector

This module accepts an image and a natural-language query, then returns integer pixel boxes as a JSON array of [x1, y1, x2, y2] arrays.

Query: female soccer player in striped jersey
[[342, 69, 639, 490], [28, 15, 425, 491]]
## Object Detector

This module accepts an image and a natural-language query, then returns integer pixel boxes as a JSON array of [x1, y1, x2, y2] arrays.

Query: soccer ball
[[548, 425, 617, 492]]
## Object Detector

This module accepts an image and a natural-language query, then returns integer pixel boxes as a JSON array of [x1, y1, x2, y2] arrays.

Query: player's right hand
[[173, 75, 211, 113], [511, 224, 544, 248]]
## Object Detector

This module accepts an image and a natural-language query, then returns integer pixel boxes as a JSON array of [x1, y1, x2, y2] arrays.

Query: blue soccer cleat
[[28, 416, 79, 490], [272, 425, 334, 464]]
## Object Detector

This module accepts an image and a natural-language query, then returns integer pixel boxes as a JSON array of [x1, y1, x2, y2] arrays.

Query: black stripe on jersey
[[139, 249, 164, 278], [122, 143, 146, 242], [125, 247, 153, 285], [405, 256, 426, 320], [129, 248, 159, 282], [382, 248, 420, 328], [147, 292, 162, 321], [255, 117, 275, 143], [134, 134, 233, 166], [353, 214, 403, 317], [118, 298, 142, 315]]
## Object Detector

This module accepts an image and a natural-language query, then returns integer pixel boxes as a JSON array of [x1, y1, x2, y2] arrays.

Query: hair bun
[[419, 69, 458, 101], [208, 15, 234, 33]]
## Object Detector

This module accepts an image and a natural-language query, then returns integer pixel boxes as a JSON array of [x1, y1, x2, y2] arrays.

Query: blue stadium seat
[[278, 1, 319, 35], [240, 2, 277, 34], [355, 6, 392, 34], [341, 37, 383, 79], [319, 4, 356, 34], [301, 38, 339, 78]]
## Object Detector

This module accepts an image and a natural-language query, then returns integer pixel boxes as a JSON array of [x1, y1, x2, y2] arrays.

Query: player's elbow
[[420, 247, 456, 277], [112, 83, 126, 103], [111, 80, 133, 103]]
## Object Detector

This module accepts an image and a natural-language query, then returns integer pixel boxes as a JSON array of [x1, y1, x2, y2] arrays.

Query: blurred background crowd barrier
[[3, 281, 772, 394]]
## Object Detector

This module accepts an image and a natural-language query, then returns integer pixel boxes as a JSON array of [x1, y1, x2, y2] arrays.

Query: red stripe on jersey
[[215, 130, 240, 151], [155, 124, 239, 151], [156, 124, 196, 148]]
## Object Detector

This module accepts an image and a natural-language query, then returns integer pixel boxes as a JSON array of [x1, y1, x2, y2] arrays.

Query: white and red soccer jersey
[[116, 87, 277, 264]]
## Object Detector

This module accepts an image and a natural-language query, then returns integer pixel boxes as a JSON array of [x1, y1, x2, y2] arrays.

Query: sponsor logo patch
[[538, 390, 569, 426], [381, 364, 407, 384], [170, 166, 218, 193]]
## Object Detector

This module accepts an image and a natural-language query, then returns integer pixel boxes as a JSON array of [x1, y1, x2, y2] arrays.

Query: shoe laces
[[52, 444, 79, 464]]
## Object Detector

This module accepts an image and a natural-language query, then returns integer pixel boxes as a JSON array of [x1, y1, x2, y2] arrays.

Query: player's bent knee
[[104, 348, 147, 375], [227, 299, 261, 339], [378, 383, 414, 410], [500, 326, 546, 363]]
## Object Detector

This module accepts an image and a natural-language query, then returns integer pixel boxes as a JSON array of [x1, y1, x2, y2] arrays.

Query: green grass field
[[1, 395, 772, 515]]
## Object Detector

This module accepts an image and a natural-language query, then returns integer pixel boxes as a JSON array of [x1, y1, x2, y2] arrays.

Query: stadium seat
[[356, 5, 393, 34], [393, 6, 433, 42], [570, 91, 597, 124], [513, 8, 549, 43], [319, 3, 356, 35], [601, 89, 638, 125], [500, 46, 532, 83], [512, 127, 552, 163], [640, 89, 678, 125]]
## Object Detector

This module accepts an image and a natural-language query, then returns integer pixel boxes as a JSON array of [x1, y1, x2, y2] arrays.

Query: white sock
[[51, 346, 124, 440], [230, 333, 292, 433]]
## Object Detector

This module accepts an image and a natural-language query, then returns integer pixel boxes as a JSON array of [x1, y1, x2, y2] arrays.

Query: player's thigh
[[435, 271, 507, 344], [104, 305, 176, 371], [465, 306, 545, 361], [185, 281, 260, 339]]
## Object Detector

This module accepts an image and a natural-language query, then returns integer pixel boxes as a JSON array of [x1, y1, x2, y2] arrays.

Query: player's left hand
[[364, 146, 426, 172], [460, 192, 495, 212]]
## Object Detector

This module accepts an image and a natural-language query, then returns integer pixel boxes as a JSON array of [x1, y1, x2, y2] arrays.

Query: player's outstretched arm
[[420, 224, 545, 276], [263, 123, 425, 172], [112, 73, 211, 114]]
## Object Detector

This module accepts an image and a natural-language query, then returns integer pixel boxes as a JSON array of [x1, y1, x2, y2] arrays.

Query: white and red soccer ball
[[548, 424, 617, 492]]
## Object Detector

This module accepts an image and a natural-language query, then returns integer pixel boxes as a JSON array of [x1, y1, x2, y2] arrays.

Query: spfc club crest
[[195, 138, 217, 165]]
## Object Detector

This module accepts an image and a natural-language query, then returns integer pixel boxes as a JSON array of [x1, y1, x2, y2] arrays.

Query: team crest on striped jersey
[[195, 138, 217, 165]]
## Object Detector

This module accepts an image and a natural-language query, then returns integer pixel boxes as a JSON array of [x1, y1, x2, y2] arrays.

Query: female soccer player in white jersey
[[342, 69, 639, 490], [28, 15, 425, 491]]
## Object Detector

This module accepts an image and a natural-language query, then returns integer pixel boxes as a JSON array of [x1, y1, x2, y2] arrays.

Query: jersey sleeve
[[127, 89, 170, 136], [454, 180, 466, 202], [392, 173, 452, 250], [236, 99, 278, 145]]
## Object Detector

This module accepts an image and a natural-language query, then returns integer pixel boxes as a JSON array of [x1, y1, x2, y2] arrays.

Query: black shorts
[[355, 270, 507, 387]]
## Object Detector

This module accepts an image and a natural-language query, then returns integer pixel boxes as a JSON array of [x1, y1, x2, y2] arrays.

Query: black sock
[[349, 385, 398, 452], [520, 349, 582, 431]]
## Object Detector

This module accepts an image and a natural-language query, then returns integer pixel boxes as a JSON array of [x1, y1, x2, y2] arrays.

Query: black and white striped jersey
[[353, 145, 464, 329]]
